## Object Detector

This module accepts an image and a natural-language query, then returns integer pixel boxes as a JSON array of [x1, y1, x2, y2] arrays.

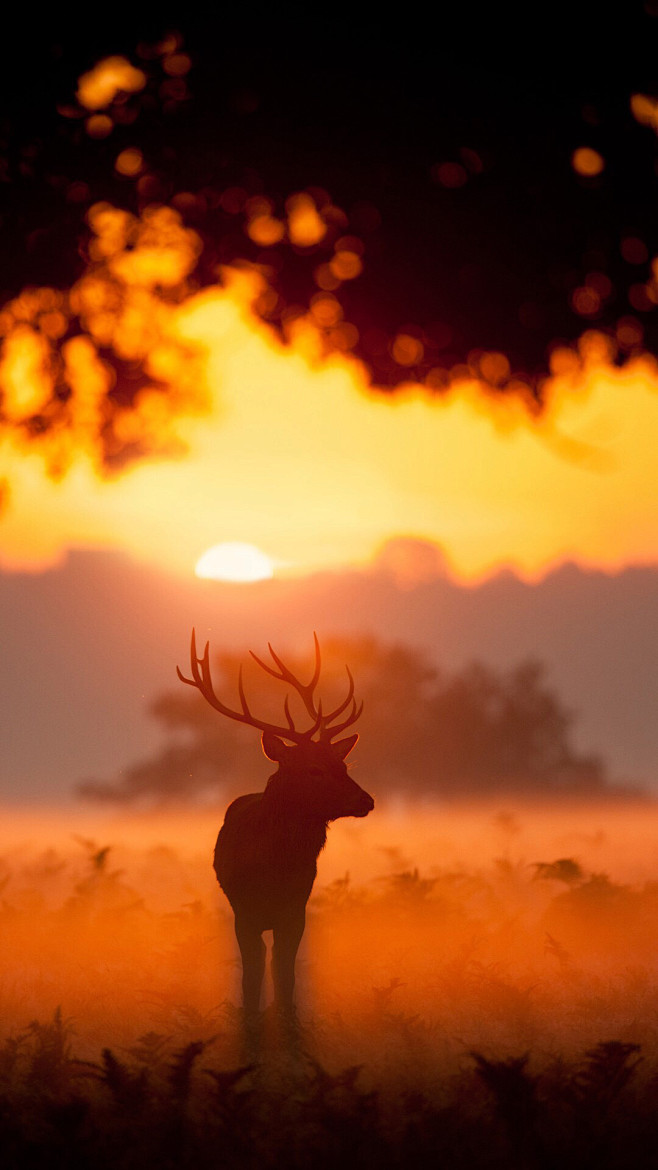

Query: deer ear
[[261, 732, 290, 762], [331, 733, 359, 761]]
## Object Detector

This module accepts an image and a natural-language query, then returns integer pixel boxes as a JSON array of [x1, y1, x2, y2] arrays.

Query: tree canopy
[[78, 637, 607, 804]]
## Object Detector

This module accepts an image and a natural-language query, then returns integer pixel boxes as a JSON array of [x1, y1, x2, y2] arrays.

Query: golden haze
[[2, 800, 658, 1063]]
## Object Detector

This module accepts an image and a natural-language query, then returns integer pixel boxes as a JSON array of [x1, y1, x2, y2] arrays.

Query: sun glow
[[2, 189, 658, 583], [194, 541, 275, 582], [3, 264, 658, 582]]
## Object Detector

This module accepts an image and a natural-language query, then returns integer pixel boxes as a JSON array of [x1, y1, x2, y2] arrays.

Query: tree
[[78, 637, 607, 804], [427, 660, 604, 795]]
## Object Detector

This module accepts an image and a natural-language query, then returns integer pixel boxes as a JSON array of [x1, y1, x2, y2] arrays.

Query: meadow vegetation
[[2, 800, 658, 1166]]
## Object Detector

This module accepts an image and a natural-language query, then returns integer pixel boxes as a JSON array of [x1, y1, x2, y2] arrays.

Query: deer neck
[[262, 778, 329, 856]]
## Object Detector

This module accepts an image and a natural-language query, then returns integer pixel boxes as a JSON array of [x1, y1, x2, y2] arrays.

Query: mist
[[2, 797, 657, 1049]]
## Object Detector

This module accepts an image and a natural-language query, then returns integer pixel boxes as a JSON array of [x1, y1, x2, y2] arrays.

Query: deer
[[177, 632, 374, 1022]]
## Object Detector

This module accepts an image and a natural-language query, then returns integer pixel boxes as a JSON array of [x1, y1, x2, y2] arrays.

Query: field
[[2, 798, 658, 1167]]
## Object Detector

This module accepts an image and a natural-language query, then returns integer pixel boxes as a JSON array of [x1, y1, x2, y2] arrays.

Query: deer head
[[177, 632, 374, 820]]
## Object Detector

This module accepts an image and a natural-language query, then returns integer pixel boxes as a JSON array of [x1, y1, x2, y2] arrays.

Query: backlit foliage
[[0, 202, 206, 477], [4, 30, 658, 495], [3, 39, 658, 583]]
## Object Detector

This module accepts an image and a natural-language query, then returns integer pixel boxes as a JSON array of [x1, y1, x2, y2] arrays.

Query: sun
[[194, 542, 275, 583]]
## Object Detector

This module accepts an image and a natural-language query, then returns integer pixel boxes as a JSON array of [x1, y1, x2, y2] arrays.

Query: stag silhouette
[[177, 633, 374, 1019]]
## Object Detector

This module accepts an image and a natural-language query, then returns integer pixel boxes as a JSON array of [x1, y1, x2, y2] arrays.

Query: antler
[[178, 631, 363, 744], [319, 665, 364, 742], [249, 632, 323, 721], [250, 633, 362, 743], [177, 630, 323, 743]]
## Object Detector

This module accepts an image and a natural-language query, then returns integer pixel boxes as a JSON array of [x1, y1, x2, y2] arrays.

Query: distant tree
[[78, 637, 607, 804], [78, 650, 254, 803], [427, 660, 604, 795]]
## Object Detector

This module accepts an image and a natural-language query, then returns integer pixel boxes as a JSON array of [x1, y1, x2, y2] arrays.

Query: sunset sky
[[3, 276, 658, 583], [2, 6, 658, 802]]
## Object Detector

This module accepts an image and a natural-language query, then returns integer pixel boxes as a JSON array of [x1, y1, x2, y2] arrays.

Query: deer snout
[[352, 790, 375, 817]]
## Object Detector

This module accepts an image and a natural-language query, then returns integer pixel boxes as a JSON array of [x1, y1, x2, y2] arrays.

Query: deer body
[[214, 791, 326, 932], [178, 634, 374, 1017]]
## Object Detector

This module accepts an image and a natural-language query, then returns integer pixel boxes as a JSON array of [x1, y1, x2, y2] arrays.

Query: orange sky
[[2, 50, 658, 588], [2, 219, 658, 583]]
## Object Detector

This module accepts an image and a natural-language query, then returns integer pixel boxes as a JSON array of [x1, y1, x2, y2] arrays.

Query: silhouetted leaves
[[1, 1020, 657, 1170]]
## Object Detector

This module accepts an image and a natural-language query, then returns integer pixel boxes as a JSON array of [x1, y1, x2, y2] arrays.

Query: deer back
[[213, 735, 373, 926]]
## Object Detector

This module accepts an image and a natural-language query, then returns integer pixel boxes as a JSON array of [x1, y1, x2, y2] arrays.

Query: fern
[[99, 1047, 148, 1110], [572, 1041, 642, 1108], [168, 1039, 207, 1103]]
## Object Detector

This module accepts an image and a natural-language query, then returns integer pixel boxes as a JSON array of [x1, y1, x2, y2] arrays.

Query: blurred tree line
[[78, 637, 606, 804]]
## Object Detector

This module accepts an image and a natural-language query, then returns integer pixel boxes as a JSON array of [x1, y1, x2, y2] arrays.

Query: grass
[[2, 799, 658, 1165]]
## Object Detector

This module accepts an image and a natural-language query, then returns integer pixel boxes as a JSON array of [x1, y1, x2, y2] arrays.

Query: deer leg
[[272, 910, 306, 1016], [234, 917, 266, 1016]]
